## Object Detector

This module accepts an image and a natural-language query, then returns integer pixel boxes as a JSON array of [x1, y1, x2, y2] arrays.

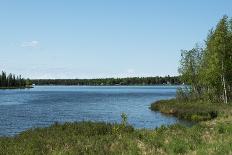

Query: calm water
[[0, 86, 188, 136]]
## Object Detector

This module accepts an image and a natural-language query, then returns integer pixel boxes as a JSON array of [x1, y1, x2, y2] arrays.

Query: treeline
[[32, 76, 180, 86], [0, 71, 31, 88], [178, 15, 232, 103]]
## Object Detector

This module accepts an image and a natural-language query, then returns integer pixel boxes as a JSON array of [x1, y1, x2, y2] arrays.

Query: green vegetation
[[31, 76, 180, 86], [1, 114, 232, 154], [150, 16, 232, 121], [178, 15, 232, 103], [150, 99, 226, 122], [148, 100, 232, 154], [147, 15, 232, 154], [0, 71, 32, 89]]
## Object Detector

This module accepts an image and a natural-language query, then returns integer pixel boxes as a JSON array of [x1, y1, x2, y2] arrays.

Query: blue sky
[[0, 0, 232, 79]]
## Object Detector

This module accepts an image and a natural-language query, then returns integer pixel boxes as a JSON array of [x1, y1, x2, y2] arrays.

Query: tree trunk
[[222, 60, 228, 104]]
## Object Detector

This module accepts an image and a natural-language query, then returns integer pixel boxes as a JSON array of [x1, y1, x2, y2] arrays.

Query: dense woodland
[[178, 15, 232, 103], [0, 71, 30, 88], [32, 76, 180, 86]]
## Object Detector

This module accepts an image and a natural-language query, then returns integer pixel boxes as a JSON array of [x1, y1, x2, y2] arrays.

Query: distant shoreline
[[31, 76, 181, 86], [0, 86, 33, 90], [32, 84, 182, 86]]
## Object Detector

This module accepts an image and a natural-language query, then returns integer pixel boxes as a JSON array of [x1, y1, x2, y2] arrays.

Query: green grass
[[150, 99, 231, 122], [1, 99, 232, 154], [1, 119, 232, 155]]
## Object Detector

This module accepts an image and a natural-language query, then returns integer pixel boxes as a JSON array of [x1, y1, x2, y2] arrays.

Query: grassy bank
[[1, 119, 232, 154], [150, 99, 232, 122]]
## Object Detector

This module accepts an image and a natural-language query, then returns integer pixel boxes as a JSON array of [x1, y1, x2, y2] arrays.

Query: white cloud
[[21, 40, 39, 48]]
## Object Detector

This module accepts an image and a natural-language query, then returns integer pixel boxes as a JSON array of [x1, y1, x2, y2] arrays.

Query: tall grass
[[1, 118, 232, 154], [150, 99, 230, 121]]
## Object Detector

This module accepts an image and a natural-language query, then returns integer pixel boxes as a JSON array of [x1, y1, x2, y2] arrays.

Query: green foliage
[[121, 112, 128, 126], [178, 15, 232, 103], [31, 76, 181, 86], [179, 45, 203, 86], [0, 71, 30, 88], [176, 87, 193, 102]]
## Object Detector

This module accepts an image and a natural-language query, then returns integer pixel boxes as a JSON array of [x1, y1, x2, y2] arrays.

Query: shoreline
[[150, 99, 220, 122], [1, 99, 232, 154], [0, 86, 33, 90], [32, 84, 182, 87]]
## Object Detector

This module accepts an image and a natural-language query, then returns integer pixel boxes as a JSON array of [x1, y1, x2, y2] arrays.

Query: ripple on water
[[0, 86, 187, 136]]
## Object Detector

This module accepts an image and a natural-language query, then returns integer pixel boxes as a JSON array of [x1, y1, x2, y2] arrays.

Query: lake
[[0, 86, 188, 136]]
